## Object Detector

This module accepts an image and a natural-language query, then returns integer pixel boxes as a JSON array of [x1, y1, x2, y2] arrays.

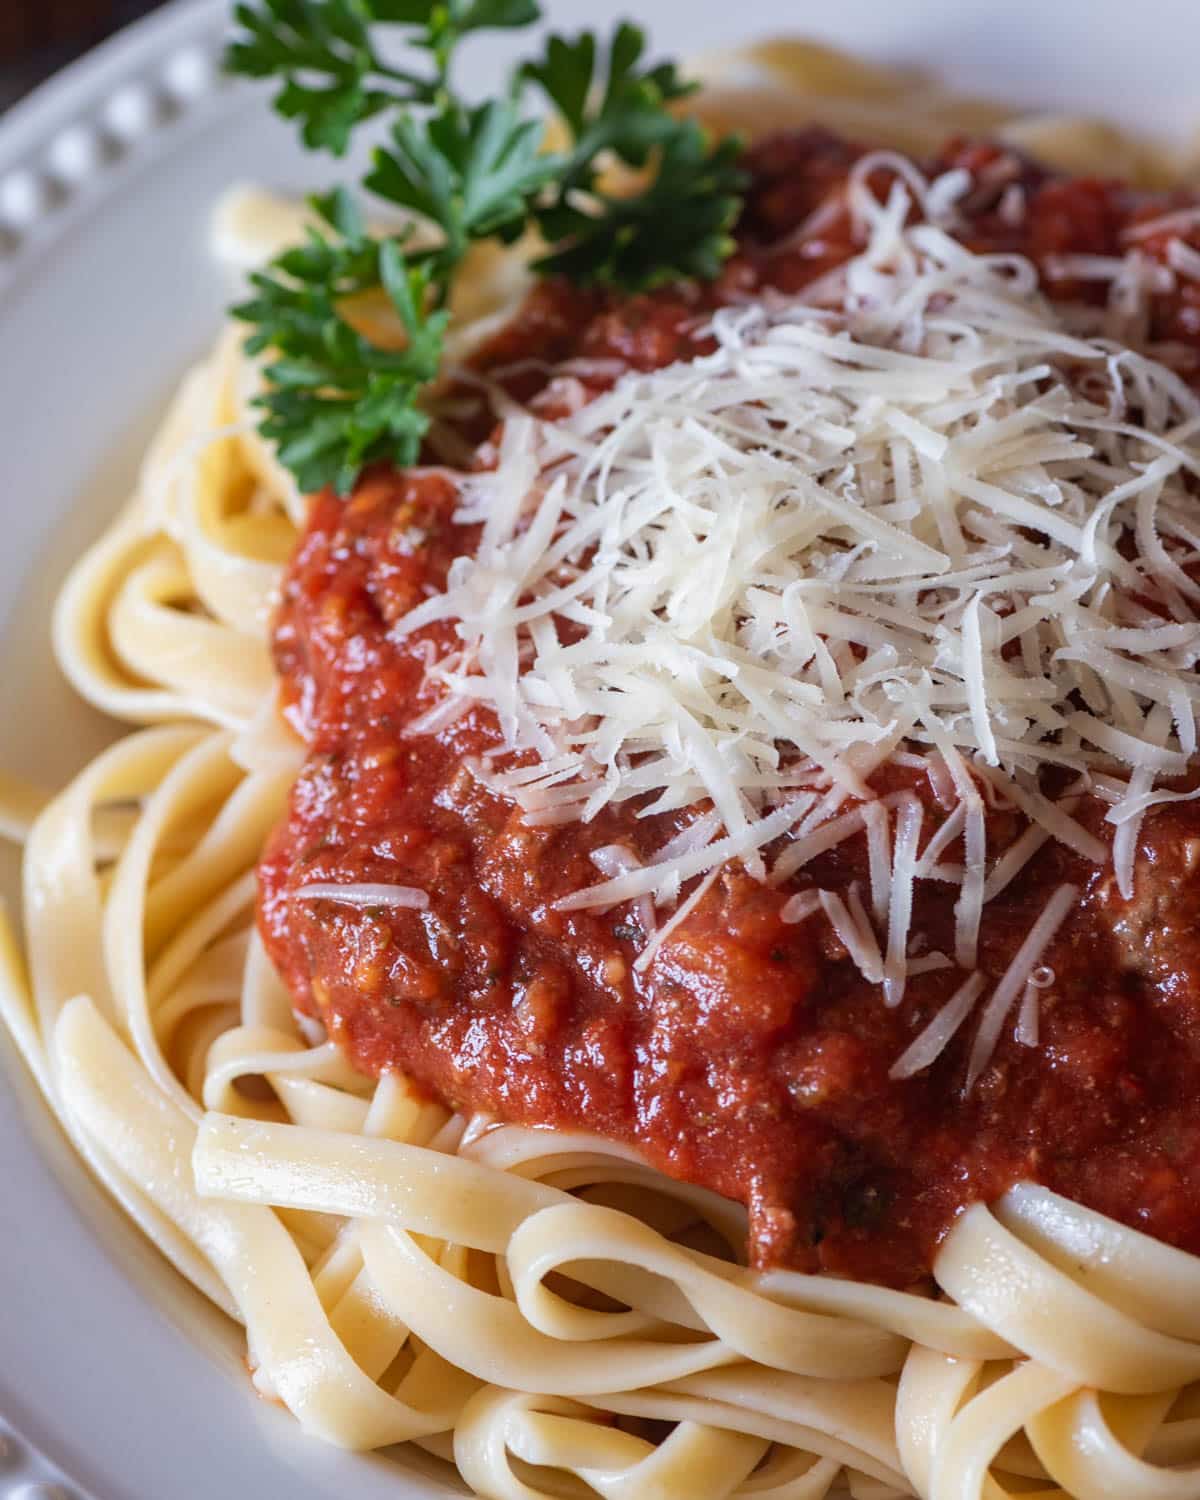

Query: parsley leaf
[[232, 189, 448, 494], [537, 127, 745, 290], [226, 0, 540, 154], [523, 24, 746, 289], [367, 100, 561, 263], [227, 0, 432, 154], [523, 22, 695, 182], [225, 2, 747, 495]]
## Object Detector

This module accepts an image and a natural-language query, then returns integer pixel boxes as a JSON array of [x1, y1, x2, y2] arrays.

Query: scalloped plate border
[[0, 13, 233, 1491], [0, 0, 227, 284], [0, 1422, 73, 1500]]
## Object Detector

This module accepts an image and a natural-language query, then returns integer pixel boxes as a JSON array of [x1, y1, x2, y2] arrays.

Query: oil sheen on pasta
[[259, 132, 1200, 1288]]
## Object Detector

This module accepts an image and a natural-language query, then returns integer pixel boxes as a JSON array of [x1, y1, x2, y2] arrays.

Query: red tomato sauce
[[259, 131, 1200, 1286]]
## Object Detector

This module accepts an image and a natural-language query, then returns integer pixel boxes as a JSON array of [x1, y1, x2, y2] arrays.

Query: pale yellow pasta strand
[[997, 1184, 1200, 1341], [455, 1388, 768, 1500], [592, 1370, 906, 1491], [1029, 1388, 1200, 1500], [0, 768, 50, 844], [937, 1202, 1200, 1393], [54, 994, 471, 1448], [194, 1114, 925, 1378], [929, 1362, 1075, 1500]]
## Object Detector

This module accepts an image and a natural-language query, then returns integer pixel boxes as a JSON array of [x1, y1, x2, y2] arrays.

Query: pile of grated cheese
[[395, 154, 1200, 1081]]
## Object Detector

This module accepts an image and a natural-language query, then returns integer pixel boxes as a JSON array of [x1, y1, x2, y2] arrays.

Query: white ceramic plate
[[1, 1, 1197, 1495]]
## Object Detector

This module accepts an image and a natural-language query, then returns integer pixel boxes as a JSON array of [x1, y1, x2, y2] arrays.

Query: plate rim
[[0, 16, 286, 1500], [0, 0, 226, 283]]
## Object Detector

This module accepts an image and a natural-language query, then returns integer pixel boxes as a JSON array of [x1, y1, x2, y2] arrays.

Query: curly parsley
[[226, 0, 745, 493]]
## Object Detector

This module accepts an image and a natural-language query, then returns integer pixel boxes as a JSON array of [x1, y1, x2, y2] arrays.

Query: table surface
[[0, 1, 163, 111]]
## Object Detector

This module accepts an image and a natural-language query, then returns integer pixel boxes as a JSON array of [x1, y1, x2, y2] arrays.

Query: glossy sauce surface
[[260, 133, 1200, 1285]]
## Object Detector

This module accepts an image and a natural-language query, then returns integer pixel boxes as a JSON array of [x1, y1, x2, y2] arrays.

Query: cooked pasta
[[6, 39, 1200, 1500]]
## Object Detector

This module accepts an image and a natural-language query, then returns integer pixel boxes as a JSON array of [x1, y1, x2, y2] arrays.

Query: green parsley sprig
[[236, 188, 448, 493], [226, 0, 746, 494]]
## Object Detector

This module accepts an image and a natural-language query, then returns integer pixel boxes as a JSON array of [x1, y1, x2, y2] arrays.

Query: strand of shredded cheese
[[293, 883, 431, 911], [400, 157, 1200, 1079]]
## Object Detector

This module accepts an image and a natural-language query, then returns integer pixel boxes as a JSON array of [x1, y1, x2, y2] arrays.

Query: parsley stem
[[374, 64, 432, 92]]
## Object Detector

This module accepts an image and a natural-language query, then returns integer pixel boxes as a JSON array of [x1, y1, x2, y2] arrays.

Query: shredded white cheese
[[395, 156, 1200, 1072], [820, 888, 884, 985], [293, 883, 431, 911], [780, 889, 822, 925], [965, 883, 1079, 1089], [889, 972, 987, 1080]]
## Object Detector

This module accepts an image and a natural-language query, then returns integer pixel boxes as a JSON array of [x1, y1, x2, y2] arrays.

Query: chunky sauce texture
[[260, 133, 1200, 1285]]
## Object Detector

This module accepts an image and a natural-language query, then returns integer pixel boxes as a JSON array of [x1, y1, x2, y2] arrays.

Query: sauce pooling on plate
[[259, 131, 1200, 1287]]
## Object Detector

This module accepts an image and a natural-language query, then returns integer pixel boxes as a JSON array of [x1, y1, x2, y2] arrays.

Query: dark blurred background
[[1, 1, 164, 109]]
